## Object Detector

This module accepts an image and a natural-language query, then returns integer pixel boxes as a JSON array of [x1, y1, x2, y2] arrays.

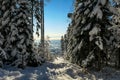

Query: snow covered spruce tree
[[61, 35, 67, 54], [109, 3, 120, 68], [0, 0, 43, 68], [0, 0, 13, 67], [0, 0, 4, 67], [44, 36, 52, 60], [61, 36, 64, 53], [5, 0, 29, 68], [65, 0, 118, 70], [65, 13, 76, 61], [11, 0, 43, 68]]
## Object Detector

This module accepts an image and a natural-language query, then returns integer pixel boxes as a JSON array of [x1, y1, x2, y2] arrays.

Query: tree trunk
[[118, 48, 120, 68], [41, 0, 45, 57]]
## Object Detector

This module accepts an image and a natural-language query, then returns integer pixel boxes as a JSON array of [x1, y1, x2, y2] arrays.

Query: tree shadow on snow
[[89, 67, 120, 80], [3, 62, 55, 80]]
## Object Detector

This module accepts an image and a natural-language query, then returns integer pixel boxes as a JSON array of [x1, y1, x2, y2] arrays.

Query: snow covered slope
[[0, 57, 120, 80]]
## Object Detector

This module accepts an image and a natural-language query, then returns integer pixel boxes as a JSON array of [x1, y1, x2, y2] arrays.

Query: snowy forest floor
[[0, 56, 120, 80]]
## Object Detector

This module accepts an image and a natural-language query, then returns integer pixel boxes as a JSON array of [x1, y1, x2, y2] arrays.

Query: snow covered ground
[[0, 56, 120, 80]]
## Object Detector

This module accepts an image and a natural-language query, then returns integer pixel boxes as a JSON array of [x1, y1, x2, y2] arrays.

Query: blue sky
[[44, 0, 74, 40]]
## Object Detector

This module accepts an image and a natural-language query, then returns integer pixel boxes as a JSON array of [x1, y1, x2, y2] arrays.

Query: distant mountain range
[[34, 40, 61, 54], [49, 40, 61, 54]]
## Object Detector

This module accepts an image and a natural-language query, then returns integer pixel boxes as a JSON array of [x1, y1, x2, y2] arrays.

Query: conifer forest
[[0, 0, 120, 80]]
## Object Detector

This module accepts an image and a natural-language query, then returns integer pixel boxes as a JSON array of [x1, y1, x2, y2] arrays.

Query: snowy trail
[[0, 57, 93, 80], [0, 56, 120, 80]]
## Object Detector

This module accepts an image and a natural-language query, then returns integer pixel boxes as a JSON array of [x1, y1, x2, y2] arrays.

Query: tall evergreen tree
[[110, 4, 120, 68], [65, 0, 118, 70], [4, 0, 32, 68], [61, 36, 64, 53], [0, 0, 13, 67], [0, 0, 44, 68]]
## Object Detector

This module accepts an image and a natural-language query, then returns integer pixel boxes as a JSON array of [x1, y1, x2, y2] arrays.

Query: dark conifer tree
[[110, 3, 120, 68], [65, 0, 118, 70]]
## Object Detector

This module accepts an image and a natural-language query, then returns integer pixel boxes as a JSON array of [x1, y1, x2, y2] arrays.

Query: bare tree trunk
[[40, 0, 45, 57], [118, 48, 120, 68]]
